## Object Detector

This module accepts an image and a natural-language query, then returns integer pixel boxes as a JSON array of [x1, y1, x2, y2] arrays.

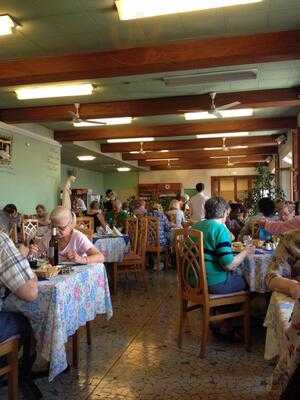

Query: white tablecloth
[[94, 235, 130, 263]]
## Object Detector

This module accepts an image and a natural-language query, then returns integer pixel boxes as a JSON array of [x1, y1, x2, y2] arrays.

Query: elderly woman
[[266, 230, 300, 299], [166, 199, 186, 228], [106, 199, 128, 231], [148, 203, 171, 247], [35, 204, 50, 226], [50, 206, 104, 264], [193, 197, 255, 294], [133, 199, 147, 217], [84, 200, 106, 233]]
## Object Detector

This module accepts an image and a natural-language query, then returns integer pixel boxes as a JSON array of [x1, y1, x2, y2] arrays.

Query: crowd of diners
[[1, 182, 300, 397]]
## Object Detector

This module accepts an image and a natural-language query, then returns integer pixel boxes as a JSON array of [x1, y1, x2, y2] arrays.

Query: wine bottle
[[49, 227, 59, 266]]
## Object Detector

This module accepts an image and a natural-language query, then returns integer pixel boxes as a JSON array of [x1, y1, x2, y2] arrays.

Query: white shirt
[[189, 192, 209, 222]]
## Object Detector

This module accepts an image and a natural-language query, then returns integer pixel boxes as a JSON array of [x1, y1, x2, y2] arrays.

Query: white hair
[[50, 206, 76, 227]]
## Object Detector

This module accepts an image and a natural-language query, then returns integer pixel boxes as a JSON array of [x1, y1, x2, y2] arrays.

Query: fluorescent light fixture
[[210, 155, 247, 159], [203, 145, 249, 150], [146, 158, 179, 162], [107, 137, 154, 143], [0, 15, 19, 36], [196, 132, 249, 139], [129, 151, 140, 154], [15, 84, 94, 100], [185, 109, 253, 121], [115, 0, 262, 20], [159, 150, 170, 153], [73, 117, 132, 127], [165, 70, 257, 86], [117, 167, 131, 172], [77, 155, 96, 161]]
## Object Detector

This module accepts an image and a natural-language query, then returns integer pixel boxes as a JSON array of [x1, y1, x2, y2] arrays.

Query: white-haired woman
[[166, 199, 186, 228], [50, 206, 104, 264]]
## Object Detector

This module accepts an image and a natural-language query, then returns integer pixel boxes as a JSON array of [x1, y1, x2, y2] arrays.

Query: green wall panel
[[61, 164, 104, 194], [103, 172, 139, 200], [0, 132, 60, 214]]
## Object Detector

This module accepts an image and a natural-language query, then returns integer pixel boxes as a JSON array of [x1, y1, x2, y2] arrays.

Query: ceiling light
[[159, 150, 170, 153], [146, 158, 179, 162], [117, 167, 131, 172], [107, 137, 154, 143], [73, 117, 132, 127], [15, 84, 94, 100], [129, 151, 140, 154], [0, 15, 19, 36], [196, 132, 249, 139], [77, 155, 96, 161], [185, 109, 253, 120], [115, 0, 262, 20], [203, 145, 249, 150], [210, 155, 247, 159]]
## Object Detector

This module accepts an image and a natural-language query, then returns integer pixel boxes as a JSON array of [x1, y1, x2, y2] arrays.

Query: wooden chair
[[0, 224, 18, 244], [251, 222, 261, 239], [75, 217, 94, 240], [175, 228, 251, 358], [113, 217, 148, 293], [0, 336, 19, 400], [21, 219, 39, 244], [146, 216, 170, 272], [125, 217, 139, 253]]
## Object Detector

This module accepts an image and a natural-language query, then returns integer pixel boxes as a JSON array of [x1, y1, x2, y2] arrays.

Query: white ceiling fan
[[180, 92, 241, 118], [226, 156, 236, 167], [69, 103, 106, 125], [129, 142, 153, 155]]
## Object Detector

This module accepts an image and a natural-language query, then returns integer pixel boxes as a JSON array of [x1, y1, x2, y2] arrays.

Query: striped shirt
[[192, 219, 234, 286], [0, 232, 35, 310]]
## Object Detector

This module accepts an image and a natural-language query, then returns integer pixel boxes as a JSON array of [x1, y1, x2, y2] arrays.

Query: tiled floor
[[2, 270, 279, 400]]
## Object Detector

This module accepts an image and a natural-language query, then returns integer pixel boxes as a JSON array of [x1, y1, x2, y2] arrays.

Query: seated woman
[[133, 199, 147, 217], [35, 204, 50, 226], [266, 230, 300, 299], [50, 206, 104, 264], [0, 204, 22, 232], [258, 201, 300, 235], [166, 199, 186, 228], [84, 200, 106, 233], [239, 197, 277, 240], [148, 203, 171, 247], [106, 199, 128, 232], [193, 197, 255, 294]]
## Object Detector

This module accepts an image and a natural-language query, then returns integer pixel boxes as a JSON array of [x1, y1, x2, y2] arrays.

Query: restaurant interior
[[0, 1, 300, 399]]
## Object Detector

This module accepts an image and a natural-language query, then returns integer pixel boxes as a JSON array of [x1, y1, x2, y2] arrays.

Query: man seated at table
[[192, 197, 255, 295], [106, 200, 128, 232], [50, 206, 105, 264], [266, 230, 300, 299], [0, 231, 40, 396]]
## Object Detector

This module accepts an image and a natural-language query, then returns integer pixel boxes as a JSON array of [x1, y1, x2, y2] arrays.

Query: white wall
[[139, 167, 257, 196]]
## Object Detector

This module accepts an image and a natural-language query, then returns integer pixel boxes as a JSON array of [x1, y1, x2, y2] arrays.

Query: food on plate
[[35, 263, 59, 279], [252, 239, 264, 248], [232, 241, 245, 252]]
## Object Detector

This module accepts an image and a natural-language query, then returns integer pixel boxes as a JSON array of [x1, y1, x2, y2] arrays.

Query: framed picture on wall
[[0, 135, 12, 164]]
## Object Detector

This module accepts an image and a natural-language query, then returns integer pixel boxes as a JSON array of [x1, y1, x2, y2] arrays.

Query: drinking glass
[[243, 235, 252, 246]]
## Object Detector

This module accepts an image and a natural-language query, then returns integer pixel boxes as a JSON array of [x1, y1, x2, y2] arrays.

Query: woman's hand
[[66, 250, 81, 263]]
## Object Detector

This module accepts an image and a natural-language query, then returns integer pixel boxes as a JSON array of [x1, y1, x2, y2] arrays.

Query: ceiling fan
[[226, 156, 236, 167], [180, 92, 241, 118], [69, 103, 106, 125]]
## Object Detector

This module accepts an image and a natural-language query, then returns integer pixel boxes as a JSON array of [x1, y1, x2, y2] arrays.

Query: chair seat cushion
[[209, 290, 248, 299]]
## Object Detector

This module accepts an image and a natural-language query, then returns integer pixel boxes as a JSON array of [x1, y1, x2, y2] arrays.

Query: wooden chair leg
[[72, 330, 79, 368], [86, 321, 92, 346], [156, 251, 160, 273], [244, 298, 251, 352], [7, 348, 18, 400], [178, 299, 187, 348], [200, 308, 210, 358]]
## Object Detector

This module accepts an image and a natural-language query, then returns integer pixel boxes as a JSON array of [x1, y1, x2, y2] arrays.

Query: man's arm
[[15, 275, 38, 302]]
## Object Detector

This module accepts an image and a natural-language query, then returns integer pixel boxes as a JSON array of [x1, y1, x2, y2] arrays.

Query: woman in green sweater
[[193, 197, 255, 294]]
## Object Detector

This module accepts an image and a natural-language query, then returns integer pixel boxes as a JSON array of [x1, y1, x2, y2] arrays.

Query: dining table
[[93, 234, 130, 263], [2, 263, 113, 382], [263, 292, 299, 394]]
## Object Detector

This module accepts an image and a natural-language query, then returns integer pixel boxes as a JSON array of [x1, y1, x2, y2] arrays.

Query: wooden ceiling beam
[[122, 146, 278, 160], [0, 30, 299, 86], [54, 117, 295, 142], [101, 135, 278, 152], [1, 87, 300, 123]]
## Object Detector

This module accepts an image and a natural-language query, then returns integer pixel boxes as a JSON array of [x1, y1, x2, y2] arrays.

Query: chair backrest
[[76, 217, 94, 240], [251, 222, 261, 239], [22, 219, 39, 244], [126, 217, 139, 253], [146, 216, 160, 247], [137, 217, 148, 261], [175, 228, 209, 305], [0, 335, 19, 397]]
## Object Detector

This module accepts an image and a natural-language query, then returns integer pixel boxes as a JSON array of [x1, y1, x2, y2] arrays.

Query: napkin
[[105, 225, 114, 234], [113, 226, 122, 237]]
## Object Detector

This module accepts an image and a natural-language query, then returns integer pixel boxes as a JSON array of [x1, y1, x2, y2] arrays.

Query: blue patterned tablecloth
[[2, 263, 113, 382], [94, 235, 130, 263]]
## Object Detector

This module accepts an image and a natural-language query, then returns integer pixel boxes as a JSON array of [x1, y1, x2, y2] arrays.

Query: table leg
[[72, 331, 78, 368]]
